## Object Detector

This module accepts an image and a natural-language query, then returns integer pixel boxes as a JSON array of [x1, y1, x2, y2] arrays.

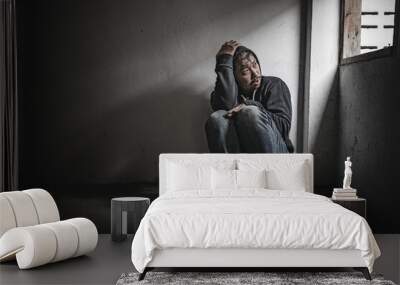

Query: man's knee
[[236, 105, 262, 125], [205, 110, 227, 132]]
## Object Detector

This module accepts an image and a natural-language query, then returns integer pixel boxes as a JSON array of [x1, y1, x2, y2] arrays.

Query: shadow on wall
[[311, 71, 341, 194], [19, 0, 300, 185], [338, 56, 400, 233]]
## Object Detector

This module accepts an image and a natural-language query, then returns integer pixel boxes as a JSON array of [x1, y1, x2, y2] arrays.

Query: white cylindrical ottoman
[[0, 218, 98, 269]]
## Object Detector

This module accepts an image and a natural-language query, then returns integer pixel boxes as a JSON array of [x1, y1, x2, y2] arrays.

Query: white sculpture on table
[[342, 156, 353, 189]]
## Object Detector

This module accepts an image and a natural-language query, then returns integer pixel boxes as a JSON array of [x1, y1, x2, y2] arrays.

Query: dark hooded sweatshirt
[[210, 46, 294, 153]]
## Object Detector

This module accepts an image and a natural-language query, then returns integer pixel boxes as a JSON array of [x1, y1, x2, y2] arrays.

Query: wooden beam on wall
[[342, 0, 362, 58]]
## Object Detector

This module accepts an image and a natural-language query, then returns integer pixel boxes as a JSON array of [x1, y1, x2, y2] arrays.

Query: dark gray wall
[[18, 0, 301, 187], [17, 0, 302, 232], [339, 54, 400, 233]]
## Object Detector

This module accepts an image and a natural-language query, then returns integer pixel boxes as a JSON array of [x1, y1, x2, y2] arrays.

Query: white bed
[[131, 154, 380, 280]]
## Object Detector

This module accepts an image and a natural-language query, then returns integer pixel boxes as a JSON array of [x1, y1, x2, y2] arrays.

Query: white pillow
[[236, 169, 267, 189], [211, 168, 237, 190], [265, 164, 307, 191], [211, 169, 268, 190], [167, 162, 211, 191], [238, 159, 310, 192]]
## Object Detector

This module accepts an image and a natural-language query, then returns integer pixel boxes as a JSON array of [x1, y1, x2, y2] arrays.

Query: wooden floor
[[0, 234, 398, 285]]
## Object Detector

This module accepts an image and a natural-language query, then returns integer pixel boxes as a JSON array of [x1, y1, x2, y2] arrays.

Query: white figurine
[[342, 156, 353, 189]]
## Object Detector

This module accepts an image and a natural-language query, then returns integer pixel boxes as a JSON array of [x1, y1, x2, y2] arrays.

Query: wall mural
[[205, 41, 294, 153]]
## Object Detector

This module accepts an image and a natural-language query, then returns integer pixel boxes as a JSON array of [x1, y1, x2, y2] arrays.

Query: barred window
[[341, 0, 397, 62]]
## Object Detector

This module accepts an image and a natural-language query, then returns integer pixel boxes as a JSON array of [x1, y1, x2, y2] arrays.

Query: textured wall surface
[[18, 0, 301, 187], [339, 55, 400, 233]]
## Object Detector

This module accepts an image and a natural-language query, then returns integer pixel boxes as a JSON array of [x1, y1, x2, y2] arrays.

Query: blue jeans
[[205, 105, 288, 153]]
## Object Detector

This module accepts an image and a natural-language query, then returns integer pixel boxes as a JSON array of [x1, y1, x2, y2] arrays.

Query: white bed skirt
[[147, 248, 366, 268]]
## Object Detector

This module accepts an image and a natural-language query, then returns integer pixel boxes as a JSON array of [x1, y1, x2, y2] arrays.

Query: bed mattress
[[131, 190, 380, 273]]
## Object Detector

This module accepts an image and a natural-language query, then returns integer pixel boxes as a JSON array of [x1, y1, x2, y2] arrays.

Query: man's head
[[233, 46, 262, 95]]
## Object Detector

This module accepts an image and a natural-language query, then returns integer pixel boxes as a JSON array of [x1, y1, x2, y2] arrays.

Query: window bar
[[361, 11, 378, 15], [360, 46, 378, 49], [361, 25, 378, 28]]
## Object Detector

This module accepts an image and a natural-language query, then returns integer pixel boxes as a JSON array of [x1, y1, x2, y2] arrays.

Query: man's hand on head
[[217, 40, 240, 56]]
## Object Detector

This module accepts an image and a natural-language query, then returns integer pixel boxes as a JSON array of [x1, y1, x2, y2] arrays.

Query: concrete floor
[[0, 235, 134, 285], [0, 234, 399, 285], [373, 234, 400, 284]]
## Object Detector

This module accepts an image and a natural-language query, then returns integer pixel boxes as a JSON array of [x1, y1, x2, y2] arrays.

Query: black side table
[[331, 197, 366, 219], [111, 197, 150, 242]]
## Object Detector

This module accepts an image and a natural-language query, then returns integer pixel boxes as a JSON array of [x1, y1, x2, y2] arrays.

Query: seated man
[[205, 40, 294, 153]]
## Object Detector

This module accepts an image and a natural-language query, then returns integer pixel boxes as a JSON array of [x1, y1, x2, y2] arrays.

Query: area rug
[[116, 271, 396, 285]]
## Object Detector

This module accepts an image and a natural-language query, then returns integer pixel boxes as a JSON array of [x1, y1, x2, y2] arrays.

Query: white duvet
[[131, 190, 380, 273]]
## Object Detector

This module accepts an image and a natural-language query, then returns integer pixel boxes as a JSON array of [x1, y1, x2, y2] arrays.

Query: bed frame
[[138, 154, 372, 281], [141, 248, 371, 280]]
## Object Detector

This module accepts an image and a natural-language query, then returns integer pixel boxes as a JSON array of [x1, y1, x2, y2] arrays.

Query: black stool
[[111, 197, 150, 242]]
